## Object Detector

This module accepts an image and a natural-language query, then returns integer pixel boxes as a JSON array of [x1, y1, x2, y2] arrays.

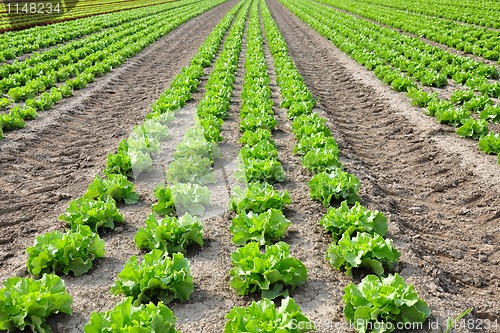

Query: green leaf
[[224, 297, 313, 333], [235, 158, 286, 184], [308, 170, 361, 206], [456, 119, 489, 140], [478, 132, 500, 154], [343, 274, 431, 332], [230, 208, 291, 246], [135, 213, 204, 253], [84, 174, 139, 204], [230, 182, 291, 214], [240, 139, 278, 160], [152, 184, 176, 216], [170, 183, 211, 216], [0, 274, 72, 333], [167, 153, 216, 185], [84, 297, 179, 333], [291, 113, 331, 141], [58, 196, 124, 232], [240, 128, 273, 146], [326, 232, 400, 276], [302, 147, 342, 173], [293, 132, 338, 156], [320, 201, 388, 242], [26, 225, 105, 277], [104, 146, 133, 177], [230, 242, 307, 299]]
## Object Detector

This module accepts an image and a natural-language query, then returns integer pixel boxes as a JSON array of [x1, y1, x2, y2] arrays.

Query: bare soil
[[0, 0, 499, 332]]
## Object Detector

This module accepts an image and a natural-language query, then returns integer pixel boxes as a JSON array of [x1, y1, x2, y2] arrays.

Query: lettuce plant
[[240, 139, 278, 160], [230, 182, 291, 214], [479, 105, 500, 123], [239, 128, 273, 146], [173, 127, 220, 160], [434, 106, 471, 127], [456, 118, 489, 139], [84, 174, 139, 204], [135, 213, 204, 253], [449, 89, 475, 105], [235, 158, 286, 184], [170, 183, 211, 216], [291, 113, 331, 140], [26, 225, 105, 277], [406, 88, 437, 107], [225, 297, 313, 333], [319, 201, 387, 242], [0, 108, 25, 130], [326, 232, 400, 276], [230, 208, 291, 246], [293, 132, 338, 156], [344, 274, 431, 333], [0, 274, 72, 333], [167, 154, 216, 185], [239, 112, 277, 132], [111, 250, 194, 305], [151, 184, 176, 216], [84, 297, 179, 333], [302, 147, 342, 173], [58, 196, 124, 232], [104, 140, 133, 177], [230, 242, 307, 299], [308, 170, 361, 206], [478, 132, 500, 154], [462, 95, 493, 113]]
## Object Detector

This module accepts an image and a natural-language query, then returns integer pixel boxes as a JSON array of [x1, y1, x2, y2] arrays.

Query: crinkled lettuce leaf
[[111, 250, 194, 305], [225, 297, 313, 333], [0, 274, 72, 333], [344, 274, 431, 333]]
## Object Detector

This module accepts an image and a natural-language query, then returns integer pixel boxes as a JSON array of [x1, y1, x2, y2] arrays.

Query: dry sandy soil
[[0, 0, 499, 332]]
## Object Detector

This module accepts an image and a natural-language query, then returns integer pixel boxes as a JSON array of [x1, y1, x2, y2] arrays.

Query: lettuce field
[[0, 0, 499, 332]]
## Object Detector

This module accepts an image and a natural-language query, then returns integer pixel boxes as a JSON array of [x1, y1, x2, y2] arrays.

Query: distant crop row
[[0, 0, 175, 31], [317, 0, 500, 60], [281, 0, 500, 165], [0, 0, 226, 141], [0, 0, 196, 62], [354, 0, 500, 29]]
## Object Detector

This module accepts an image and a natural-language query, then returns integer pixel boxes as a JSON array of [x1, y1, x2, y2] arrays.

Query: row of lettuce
[[280, 0, 500, 166], [86, 1, 254, 330], [261, 0, 431, 331], [349, 0, 500, 29], [0, 0, 247, 331], [0, 0, 224, 141], [226, 1, 310, 329]]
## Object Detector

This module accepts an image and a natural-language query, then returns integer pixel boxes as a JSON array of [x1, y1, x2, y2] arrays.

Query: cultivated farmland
[[0, 0, 499, 332]]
